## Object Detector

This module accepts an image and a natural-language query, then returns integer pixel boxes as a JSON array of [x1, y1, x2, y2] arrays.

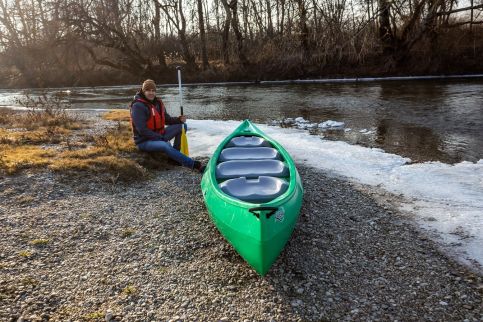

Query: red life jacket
[[130, 97, 166, 134]]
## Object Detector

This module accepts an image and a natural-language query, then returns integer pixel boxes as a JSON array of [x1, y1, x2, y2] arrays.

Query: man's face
[[144, 88, 156, 101]]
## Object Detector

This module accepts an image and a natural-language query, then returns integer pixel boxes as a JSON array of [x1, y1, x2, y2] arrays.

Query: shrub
[[14, 93, 78, 129]]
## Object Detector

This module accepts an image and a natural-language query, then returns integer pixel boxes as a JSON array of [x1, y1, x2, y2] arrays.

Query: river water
[[1, 79, 482, 164]]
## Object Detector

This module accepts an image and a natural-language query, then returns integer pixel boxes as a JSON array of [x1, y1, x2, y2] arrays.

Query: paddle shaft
[[176, 66, 189, 156], [176, 67, 183, 116]]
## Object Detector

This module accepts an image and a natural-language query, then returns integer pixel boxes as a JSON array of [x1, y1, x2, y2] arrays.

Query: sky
[[186, 119, 483, 272]]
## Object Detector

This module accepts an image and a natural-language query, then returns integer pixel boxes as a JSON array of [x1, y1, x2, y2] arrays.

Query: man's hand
[[179, 115, 187, 123]]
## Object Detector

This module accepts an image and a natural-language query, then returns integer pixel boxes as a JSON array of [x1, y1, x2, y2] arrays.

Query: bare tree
[[378, 0, 393, 54], [157, 0, 197, 70], [154, 1, 168, 69], [63, 0, 155, 77], [197, 0, 209, 69], [230, 0, 249, 66], [220, 0, 232, 64], [296, 0, 310, 63]]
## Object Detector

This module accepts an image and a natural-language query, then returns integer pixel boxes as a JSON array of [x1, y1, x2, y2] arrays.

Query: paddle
[[176, 66, 189, 156]]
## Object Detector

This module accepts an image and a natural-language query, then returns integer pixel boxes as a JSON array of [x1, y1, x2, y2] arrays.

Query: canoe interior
[[215, 134, 291, 204]]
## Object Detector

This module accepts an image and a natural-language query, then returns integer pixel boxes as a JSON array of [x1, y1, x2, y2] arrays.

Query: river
[[1, 78, 482, 164]]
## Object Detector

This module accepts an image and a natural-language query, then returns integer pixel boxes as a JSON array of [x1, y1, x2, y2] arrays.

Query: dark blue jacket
[[130, 92, 182, 145]]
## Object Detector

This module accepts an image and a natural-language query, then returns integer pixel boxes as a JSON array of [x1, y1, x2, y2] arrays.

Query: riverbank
[[3, 73, 483, 92], [1, 163, 482, 321]]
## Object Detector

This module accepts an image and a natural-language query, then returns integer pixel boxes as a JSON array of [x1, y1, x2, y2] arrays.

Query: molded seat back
[[216, 160, 289, 180], [219, 176, 289, 203], [225, 136, 272, 148], [219, 147, 281, 162]]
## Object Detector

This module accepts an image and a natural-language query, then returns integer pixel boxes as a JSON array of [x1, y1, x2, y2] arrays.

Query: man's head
[[142, 79, 156, 101]]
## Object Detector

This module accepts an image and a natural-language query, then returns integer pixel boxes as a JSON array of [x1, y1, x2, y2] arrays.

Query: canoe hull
[[201, 120, 303, 275]]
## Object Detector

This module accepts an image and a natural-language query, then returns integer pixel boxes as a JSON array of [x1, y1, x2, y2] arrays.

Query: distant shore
[[2, 73, 483, 91], [165, 73, 483, 87]]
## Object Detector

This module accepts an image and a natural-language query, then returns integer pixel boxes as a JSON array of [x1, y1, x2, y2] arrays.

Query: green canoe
[[201, 119, 304, 275]]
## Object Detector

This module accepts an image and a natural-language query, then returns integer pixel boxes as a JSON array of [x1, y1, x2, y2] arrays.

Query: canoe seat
[[220, 176, 289, 203], [226, 136, 272, 148], [219, 147, 281, 162], [216, 160, 289, 180]]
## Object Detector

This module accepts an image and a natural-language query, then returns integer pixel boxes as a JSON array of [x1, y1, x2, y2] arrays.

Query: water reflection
[[375, 121, 448, 163], [1, 79, 482, 164]]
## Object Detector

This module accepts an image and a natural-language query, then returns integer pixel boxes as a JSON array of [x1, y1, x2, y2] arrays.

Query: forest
[[0, 0, 482, 88]]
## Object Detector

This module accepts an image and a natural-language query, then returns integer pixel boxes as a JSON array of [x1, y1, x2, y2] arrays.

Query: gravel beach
[[1, 162, 482, 321]]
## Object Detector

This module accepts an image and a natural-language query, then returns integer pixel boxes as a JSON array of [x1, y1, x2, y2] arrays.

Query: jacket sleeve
[[164, 110, 183, 125], [131, 103, 164, 141]]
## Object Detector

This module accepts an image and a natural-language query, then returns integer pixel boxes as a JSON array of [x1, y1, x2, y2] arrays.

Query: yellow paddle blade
[[180, 127, 189, 157]]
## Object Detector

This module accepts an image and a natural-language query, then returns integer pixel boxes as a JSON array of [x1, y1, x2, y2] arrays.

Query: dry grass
[[30, 239, 49, 246], [121, 285, 138, 295], [96, 123, 138, 153], [0, 145, 56, 174], [0, 127, 70, 145], [48, 123, 149, 181], [84, 311, 104, 320], [0, 103, 171, 181], [18, 250, 33, 258], [15, 195, 35, 204], [0, 129, 154, 180], [120, 227, 136, 238], [102, 109, 130, 122], [20, 277, 39, 286], [2, 188, 15, 195], [0, 107, 15, 124], [0, 94, 85, 149], [50, 153, 147, 181]]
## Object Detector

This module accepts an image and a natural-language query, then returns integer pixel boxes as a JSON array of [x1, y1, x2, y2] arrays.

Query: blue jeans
[[137, 124, 194, 168], [162, 123, 187, 151]]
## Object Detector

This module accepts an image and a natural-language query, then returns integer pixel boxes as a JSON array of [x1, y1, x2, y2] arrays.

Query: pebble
[[105, 310, 113, 321]]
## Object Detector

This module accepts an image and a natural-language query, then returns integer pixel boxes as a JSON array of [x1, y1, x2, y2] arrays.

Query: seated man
[[130, 79, 205, 172]]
